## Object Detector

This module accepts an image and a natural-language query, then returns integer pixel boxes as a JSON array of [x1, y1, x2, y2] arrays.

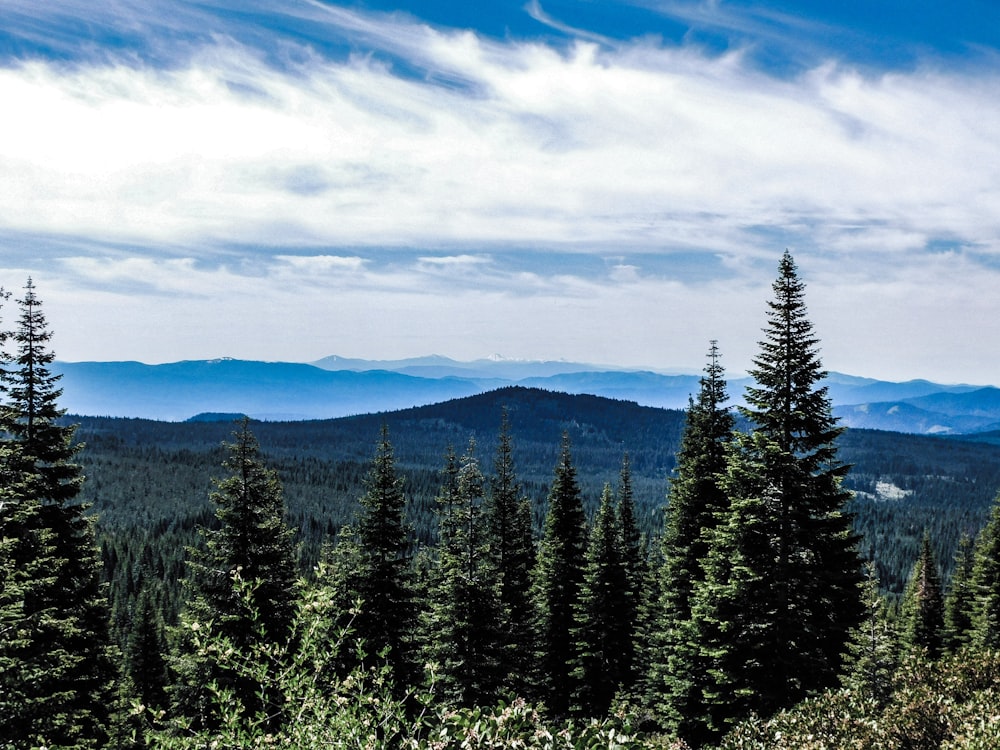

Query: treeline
[[5, 256, 1000, 748]]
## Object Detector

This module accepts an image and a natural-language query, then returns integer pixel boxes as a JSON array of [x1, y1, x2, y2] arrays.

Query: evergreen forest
[[5, 253, 1000, 748]]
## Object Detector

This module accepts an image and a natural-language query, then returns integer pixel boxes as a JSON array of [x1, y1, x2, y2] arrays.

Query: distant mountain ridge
[[51, 355, 996, 434]]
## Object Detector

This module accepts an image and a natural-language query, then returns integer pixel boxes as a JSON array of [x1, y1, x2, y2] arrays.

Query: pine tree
[[485, 409, 535, 696], [570, 484, 630, 717], [532, 432, 587, 716], [972, 495, 1000, 650], [900, 531, 945, 659], [0, 280, 117, 748], [688, 433, 789, 741], [171, 418, 298, 729], [423, 440, 502, 706], [126, 583, 170, 711], [688, 252, 862, 740], [648, 341, 733, 735], [325, 425, 416, 684], [616, 452, 643, 695], [841, 562, 898, 709], [943, 533, 976, 653]]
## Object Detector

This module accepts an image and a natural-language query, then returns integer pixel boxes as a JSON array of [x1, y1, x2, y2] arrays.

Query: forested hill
[[74, 385, 1000, 595]]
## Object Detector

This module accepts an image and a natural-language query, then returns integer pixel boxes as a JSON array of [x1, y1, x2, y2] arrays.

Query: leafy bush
[[137, 570, 639, 749], [717, 650, 1000, 750]]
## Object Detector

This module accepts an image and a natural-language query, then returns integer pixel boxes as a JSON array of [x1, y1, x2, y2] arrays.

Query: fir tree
[[326, 425, 416, 684], [688, 252, 862, 740], [126, 583, 170, 711], [423, 440, 502, 706], [617, 453, 643, 593], [532, 432, 587, 716], [649, 341, 733, 735], [900, 531, 945, 659], [972, 495, 1000, 650], [688, 433, 789, 741], [616, 452, 643, 694], [0, 280, 116, 749], [841, 562, 898, 709], [171, 418, 298, 729], [943, 533, 976, 653], [570, 484, 630, 717], [485, 409, 535, 696]]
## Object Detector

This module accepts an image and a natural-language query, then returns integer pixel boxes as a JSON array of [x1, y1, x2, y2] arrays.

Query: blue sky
[[1, 1, 1000, 383]]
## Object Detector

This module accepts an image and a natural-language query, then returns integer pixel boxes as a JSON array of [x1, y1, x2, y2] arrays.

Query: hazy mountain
[[834, 402, 1000, 435], [51, 359, 487, 422], [51, 356, 997, 433], [311, 353, 634, 380]]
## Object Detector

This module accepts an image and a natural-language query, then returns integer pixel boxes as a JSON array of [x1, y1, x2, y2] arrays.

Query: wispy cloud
[[1, 1, 1000, 380], [4, 23, 998, 259]]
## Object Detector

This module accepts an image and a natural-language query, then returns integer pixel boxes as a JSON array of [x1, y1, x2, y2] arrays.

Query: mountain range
[[50, 355, 1000, 434]]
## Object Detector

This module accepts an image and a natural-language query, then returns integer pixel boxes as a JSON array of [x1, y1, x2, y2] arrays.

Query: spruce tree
[[616, 452, 643, 694], [688, 252, 862, 740], [532, 432, 587, 716], [326, 425, 416, 684], [649, 340, 733, 735], [688, 433, 789, 740], [943, 533, 976, 653], [570, 484, 630, 717], [0, 280, 116, 748], [485, 409, 535, 696], [972, 495, 1000, 650], [171, 418, 298, 729], [423, 441, 502, 706], [841, 561, 898, 709], [900, 531, 945, 659], [126, 583, 170, 711]]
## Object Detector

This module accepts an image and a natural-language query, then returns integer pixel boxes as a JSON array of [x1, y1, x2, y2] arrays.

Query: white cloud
[[3, 2, 1000, 382], [1, 10, 998, 258]]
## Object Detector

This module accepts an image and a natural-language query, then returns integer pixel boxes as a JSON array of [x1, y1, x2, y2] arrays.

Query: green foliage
[[571, 484, 630, 716], [718, 650, 1000, 750], [141, 567, 640, 750], [324, 425, 418, 684], [900, 531, 945, 658], [650, 341, 733, 734], [422, 440, 503, 706], [943, 534, 976, 653], [485, 408, 537, 697], [685, 253, 863, 742], [170, 419, 298, 730], [0, 281, 116, 749], [972, 495, 1000, 649], [532, 432, 588, 716], [840, 562, 898, 709]]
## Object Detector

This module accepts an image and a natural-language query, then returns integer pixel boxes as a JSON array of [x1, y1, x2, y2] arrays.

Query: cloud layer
[[1, 1, 999, 382]]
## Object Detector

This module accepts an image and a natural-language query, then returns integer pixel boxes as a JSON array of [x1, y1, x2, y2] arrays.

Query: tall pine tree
[[0, 279, 116, 749], [900, 530, 944, 659], [171, 418, 298, 729], [840, 561, 898, 709], [570, 484, 630, 717], [325, 425, 416, 685], [687, 252, 862, 740], [972, 494, 1000, 650], [485, 408, 535, 696], [616, 453, 643, 696], [532, 432, 587, 716], [943, 533, 976, 653], [648, 341, 733, 736], [423, 440, 502, 706]]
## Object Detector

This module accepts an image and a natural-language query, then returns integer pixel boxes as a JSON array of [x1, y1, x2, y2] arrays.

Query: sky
[[2, 1, 1000, 383]]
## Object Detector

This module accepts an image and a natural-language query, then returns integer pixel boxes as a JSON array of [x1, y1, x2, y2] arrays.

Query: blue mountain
[[51, 356, 998, 433]]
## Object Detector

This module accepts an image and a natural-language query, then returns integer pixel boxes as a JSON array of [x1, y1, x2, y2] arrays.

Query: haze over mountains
[[50, 355, 1000, 435]]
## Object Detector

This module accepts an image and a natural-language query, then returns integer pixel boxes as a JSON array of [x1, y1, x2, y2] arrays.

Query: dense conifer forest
[[5, 255, 1000, 748]]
